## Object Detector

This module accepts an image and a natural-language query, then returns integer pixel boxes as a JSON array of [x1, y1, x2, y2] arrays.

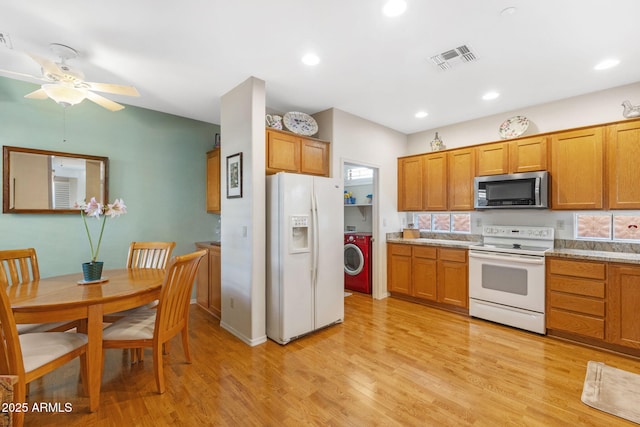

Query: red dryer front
[[344, 233, 372, 294]]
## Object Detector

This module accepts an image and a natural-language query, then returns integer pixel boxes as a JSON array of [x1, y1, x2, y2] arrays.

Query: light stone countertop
[[546, 248, 640, 264], [387, 237, 640, 264], [386, 237, 480, 249]]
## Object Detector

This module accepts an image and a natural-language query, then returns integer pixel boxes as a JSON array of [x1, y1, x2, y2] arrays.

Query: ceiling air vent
[[430, 44, 477, 70]]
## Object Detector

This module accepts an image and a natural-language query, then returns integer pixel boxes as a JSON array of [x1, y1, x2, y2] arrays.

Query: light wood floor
[[22, 293, 639, 426]]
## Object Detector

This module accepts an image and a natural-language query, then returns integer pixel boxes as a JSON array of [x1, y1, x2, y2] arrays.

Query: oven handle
[[468, 250, 545, 265]]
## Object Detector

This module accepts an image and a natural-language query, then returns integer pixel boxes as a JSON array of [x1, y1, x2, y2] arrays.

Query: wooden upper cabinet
[[267, 130, 301, 173], [448, 148, 475, 211], [509, 135, 548, 173], [266, 128, 330, 177], [206, 149, 221, 213], [550, 126, 604, 210], [607, 121, 640, 209], [300, 139, 329, 176], [476, 136, 548, 176], [398, 156, 423, 211], [476, 142, 509, 176], [422, 152, 448, 211]]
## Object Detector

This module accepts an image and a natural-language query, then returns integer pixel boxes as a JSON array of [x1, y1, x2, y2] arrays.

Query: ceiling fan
[[0, 43, 139, 111]]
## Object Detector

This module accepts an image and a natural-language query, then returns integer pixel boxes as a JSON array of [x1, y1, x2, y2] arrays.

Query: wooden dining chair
[[0, 283, 88, 427], [126, 241, 176, 269], [102, 249, 206, 394], [0, 248, 77, 334], [103, 242, 177, 361]]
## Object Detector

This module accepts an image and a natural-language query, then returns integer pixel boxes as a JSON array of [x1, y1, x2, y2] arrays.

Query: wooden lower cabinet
[[387, 243, 468, 312], [607, 264, 640, 349], [195, 242, 221, 319], [436, 248, 468, 308], [547, 257, 640, 356], [546, 258, 606, 340]]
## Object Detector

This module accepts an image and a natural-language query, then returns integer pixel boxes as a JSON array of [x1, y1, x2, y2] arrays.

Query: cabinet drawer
[[547, 258, 606, 280], [547, 308, 604, 339], [548, 292, 605, 317], [388, 244, 412, 256], [413, 246, 437, 259], [438, 248, 467, 263], [547, 276, 605, 298]]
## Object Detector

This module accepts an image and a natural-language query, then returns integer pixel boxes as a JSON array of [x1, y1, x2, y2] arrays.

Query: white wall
[[408, 81, 640, 153], [220, 77, 267, 346], [314, 108, 408, 299]]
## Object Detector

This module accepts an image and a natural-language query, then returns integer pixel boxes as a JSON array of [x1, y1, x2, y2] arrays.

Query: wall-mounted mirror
[[3, 146, 109, 214]]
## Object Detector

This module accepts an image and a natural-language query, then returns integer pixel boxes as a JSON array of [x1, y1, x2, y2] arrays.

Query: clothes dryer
[[344, 233, 372, 294]]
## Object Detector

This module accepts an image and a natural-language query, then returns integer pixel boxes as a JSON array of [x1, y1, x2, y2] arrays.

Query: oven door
[[468, 250, 545, 312]]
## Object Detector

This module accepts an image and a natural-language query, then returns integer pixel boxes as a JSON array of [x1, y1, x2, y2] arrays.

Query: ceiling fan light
[[42, 84, 87, 107]]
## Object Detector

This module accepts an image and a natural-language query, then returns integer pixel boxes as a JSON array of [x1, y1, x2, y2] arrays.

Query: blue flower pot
[[82, 261, 104, 282]]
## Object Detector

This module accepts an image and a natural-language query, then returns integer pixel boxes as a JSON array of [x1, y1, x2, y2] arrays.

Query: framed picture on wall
[[226, 152, 243, 198]]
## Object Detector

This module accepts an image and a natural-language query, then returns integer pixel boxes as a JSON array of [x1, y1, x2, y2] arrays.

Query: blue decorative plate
[[283, 112, 318, 136]]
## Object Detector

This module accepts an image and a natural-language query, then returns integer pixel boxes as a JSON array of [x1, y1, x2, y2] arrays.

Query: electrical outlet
[[556, 220, 565, 230], [0, 33, 13, 49], [475, 218, 482, 227], [230, 297, 235, 309]]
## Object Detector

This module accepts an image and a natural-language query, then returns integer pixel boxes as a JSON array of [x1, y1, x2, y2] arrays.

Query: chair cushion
[[19, 332, 88, 373], [102, 309, 156, 341]]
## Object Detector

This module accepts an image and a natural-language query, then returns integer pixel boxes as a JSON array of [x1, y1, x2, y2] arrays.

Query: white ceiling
[[1, 0, 640, 134]]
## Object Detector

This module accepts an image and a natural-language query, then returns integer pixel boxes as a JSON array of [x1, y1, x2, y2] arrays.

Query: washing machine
[[344, 233, 372, 294]]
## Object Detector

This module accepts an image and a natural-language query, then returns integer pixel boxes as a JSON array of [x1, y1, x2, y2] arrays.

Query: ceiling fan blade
[[86, 91, 125, 111], [85, 82, 140, 97], [27, 53, 64, 77], [0, 68, 45, 81], [24, 88, 49, 99]]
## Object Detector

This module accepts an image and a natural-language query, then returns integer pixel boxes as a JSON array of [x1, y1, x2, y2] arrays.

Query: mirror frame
[[2, 145, 109, 214]]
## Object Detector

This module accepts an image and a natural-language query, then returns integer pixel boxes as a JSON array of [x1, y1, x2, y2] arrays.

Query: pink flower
[[106, 198, 127, 218], [84, 197, 103, 218]]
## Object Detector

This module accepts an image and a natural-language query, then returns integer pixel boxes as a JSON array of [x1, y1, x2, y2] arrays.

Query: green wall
[[0, 77, 219, 277]]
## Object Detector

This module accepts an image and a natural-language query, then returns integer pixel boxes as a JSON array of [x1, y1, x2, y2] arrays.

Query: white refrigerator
[[266, 172, 344, 344]]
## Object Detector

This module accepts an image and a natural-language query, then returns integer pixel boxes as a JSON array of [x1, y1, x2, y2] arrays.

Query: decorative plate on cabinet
[[283, 112, 318, 136], [499, 115, 529, 139]]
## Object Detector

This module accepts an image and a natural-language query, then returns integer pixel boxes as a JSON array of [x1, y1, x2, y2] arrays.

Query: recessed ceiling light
[[415, 111, 428, 118], [301, 53, 320, 66], [482, 91, 500, 100], [594, 58, 620, 71], [500, 6, 517, 16], [382, 0, 407, 17]]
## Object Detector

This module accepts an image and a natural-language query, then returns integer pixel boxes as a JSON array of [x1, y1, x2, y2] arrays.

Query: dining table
[[7, 267, 165, 412]]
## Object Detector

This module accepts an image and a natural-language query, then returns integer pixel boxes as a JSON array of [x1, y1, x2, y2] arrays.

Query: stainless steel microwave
[[474, 171, 549, 209]]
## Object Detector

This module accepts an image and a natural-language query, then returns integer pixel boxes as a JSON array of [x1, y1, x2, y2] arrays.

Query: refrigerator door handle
[[311, 189, 319, 288]]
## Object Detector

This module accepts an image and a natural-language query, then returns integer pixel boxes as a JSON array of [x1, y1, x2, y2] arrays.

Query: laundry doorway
[[343, 161, 378, 297]]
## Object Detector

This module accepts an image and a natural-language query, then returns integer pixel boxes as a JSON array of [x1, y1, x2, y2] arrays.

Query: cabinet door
[[509, 136, 548, 173], [476, 142, 509, 176], [266, 130, 300, 173], [209, 246, 222, 319], [206, 149, 221, 213], [550, 127, 604, 209], [412, 246, 437, 300], [422, 153, 448, 211], [195, 247, 210, 309], [607, 121, 640, 209], [607, 265, 640, 349], [436, 250, 468, 308], [300, 139, 330, 176], [448, 148, 475, 211], [398, 156, 423, 211], [387, 244, 412, 294]]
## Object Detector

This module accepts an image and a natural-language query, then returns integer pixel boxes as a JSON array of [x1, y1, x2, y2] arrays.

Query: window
[[575, 213, 640, 242], [413, 212, 471, 234]]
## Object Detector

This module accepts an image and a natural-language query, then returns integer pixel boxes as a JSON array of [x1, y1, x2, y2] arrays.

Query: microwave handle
[[535, 177, 541, 205]]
